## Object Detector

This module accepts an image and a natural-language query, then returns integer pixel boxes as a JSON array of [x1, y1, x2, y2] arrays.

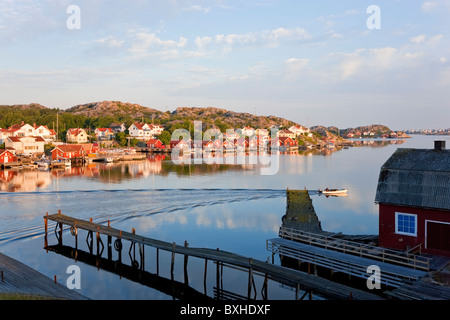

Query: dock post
[[184, 241, 189, 285], [216, 258, 221, 300], [86, 231, 93, 254], [247, 258, 253, 300], [203, 259, 208, 295], [96, 226, 104, 257], [55, 222, 63, 246], [262, 274, 268, 300], [107, 235, 112, 260], [44, 213, 48, 248], [156, 248, 159, 275], [138, 243, 144, 271], [171, 242, 176, 280]]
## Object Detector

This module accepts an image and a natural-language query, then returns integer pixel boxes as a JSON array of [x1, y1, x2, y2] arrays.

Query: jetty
[[269, 189, 450, 299], [0, 252, 87, 300], [44, 211, 383, 300]]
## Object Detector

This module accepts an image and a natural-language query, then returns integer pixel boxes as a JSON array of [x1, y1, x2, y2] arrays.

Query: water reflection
[[0, 139, 405, 193]]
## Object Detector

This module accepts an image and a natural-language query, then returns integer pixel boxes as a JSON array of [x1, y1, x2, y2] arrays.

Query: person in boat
[[325, 187, 329, 191]]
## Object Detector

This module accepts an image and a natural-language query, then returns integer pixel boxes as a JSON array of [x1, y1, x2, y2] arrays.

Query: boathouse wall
[[379, 203, 450, 257]]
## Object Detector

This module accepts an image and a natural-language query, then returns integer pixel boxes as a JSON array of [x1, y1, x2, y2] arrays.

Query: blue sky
[[0, 0, 449, 129]]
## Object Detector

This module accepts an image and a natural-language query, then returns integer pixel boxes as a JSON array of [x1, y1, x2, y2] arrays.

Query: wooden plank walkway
[[0, 252, 87, 300], [385, 281, 450, 300], [278, 226, 431, 271], [268, 237, 427, 288], [45, 213, 384, 300]]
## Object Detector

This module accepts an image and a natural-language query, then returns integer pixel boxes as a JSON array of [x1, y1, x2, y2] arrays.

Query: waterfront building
[[375, 141, 450, 257], [170, 139, 192, 150], [240, 126, 256, 137], [51, 144, 86, 160], [0, 149, 17, 164], [146, 139, 165, 149]]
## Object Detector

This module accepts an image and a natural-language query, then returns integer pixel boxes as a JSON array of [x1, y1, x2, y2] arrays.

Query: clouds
[[0, 1, 449, 128]]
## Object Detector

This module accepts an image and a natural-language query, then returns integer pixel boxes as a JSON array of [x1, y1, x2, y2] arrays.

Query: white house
[[241, 126, 256, 137], [277, 129, 296, 139], [94, 128, 115, 140], [6, 122, 36, 137], [128, 122, 152, 140], [0, 129, 7, 145], [5, 136, 46, 155], [289, 125, 310, 136], [33, 125, 56, 143], [255, 128, 269, 137], [66, 128, 89, 144], [150, 124, 164, 136], [128, 122, 164, 140], [109, 123, 126, 133], [0, 122, 56, 143]]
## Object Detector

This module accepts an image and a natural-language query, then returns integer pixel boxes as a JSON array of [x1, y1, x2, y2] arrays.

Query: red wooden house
[[222, 139, 235, 151], [146, 139, 165, 149], [51, 144, 85, 160], [0, 149, 16, 164], [170, 139, 192, 149], [375, 141, 450, 257], [279, 137, 298, 147]]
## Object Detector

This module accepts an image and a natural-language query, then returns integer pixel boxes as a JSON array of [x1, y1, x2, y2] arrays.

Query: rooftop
[[375, 141, 450, 211]]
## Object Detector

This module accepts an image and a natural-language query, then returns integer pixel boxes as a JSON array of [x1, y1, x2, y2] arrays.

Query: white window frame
[[395, 212, 417, 237]]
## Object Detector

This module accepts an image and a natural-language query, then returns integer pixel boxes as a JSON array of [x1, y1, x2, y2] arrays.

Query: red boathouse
[[375, 140, 450, 257]]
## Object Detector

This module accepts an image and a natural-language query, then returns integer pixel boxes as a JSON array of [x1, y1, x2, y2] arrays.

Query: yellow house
[[66, 128, 88, 144]]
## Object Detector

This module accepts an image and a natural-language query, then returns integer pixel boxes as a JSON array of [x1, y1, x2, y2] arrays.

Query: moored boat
[[318, 188, 348, 195]]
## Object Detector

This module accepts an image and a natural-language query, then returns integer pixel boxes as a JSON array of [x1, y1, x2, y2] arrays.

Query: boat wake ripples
[[0, 188, 286, 245]]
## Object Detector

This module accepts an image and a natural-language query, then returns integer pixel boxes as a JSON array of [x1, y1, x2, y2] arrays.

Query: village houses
[[0, 122, 56, 144]]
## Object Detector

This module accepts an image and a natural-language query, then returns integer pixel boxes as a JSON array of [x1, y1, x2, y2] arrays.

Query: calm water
[[0, 135, 447, 300]]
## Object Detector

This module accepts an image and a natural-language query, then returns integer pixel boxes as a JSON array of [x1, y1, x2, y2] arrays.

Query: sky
[[0, 0, 449, 130]]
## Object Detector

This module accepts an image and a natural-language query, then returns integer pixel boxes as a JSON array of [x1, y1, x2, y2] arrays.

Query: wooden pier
[[267, 227, 432, 289], [44, 212, 384, 300], [0, 252, 87, 300]]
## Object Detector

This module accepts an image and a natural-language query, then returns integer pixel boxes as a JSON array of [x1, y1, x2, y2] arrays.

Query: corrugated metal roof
[[375, 148, 450, 210]]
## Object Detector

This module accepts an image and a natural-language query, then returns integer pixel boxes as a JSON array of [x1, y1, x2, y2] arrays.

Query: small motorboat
[[36, 160, 50, 168], [318, 188, 348, 195]]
